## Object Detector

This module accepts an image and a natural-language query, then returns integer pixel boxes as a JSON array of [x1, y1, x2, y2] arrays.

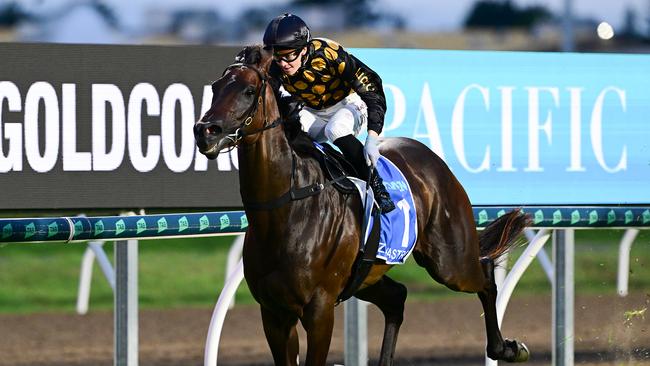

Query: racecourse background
[[1, 40, 649, 366], [1, 43, 649, 210]]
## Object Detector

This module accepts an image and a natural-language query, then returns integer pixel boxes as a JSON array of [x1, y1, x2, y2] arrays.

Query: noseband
[[217, 63, 282, 147]]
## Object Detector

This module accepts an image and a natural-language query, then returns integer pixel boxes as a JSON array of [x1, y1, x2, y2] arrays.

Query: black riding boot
[[368, 169, 395, 213], [333, 135, 396, 213]]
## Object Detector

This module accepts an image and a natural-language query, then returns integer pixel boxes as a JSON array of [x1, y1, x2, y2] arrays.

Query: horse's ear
[[257, 48, 274, 72], [234, 45, 273, 73], [234, 48, 247, 63], [235, 46, 259, 64], [235, 45, 265, 64]]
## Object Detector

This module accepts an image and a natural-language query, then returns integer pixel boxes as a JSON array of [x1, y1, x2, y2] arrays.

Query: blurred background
[[1, 2, 649, 365], [1, 0, 649, 52]]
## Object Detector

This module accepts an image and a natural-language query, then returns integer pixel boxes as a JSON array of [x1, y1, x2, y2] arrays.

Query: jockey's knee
[[298, 109, 317, 133], [325, 111, 355, 141]]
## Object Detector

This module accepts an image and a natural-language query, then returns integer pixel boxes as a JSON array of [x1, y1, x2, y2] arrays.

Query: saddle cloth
[[313, 142, 418, 264], [364, 156, 418, 264]]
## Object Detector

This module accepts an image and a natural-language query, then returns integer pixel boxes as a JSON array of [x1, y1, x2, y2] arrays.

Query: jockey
[[263, 13, 395, 213]]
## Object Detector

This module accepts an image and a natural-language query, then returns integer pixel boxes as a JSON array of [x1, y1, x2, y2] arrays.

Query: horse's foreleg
[[478, 258, 530, 363], [354, 275, 407, 366], [260, 306, 300, 366], [300, 292, 336, 366]]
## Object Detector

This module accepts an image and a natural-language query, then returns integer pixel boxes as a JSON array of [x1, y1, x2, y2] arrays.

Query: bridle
[[213, 63, 283, 149]]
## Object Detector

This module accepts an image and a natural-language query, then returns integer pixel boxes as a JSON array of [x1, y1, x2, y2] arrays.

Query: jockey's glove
[[363, 134, 380, 167]]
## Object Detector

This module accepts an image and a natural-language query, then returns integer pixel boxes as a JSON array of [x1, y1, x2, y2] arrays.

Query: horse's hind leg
[[354, 275, 407, 366], [260, 306, 300, 366], [479, 258, 530, 363]]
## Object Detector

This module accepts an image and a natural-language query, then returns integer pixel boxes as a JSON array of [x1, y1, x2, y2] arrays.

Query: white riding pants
[[298, 93, 368, 143]]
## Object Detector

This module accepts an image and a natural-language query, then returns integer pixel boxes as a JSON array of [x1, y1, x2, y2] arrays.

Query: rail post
[[114, 238, 138, 366], [553, 229, 574, 366]]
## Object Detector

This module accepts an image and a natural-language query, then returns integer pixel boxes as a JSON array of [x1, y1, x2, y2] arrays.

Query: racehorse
[[194, 45, 531, 366]]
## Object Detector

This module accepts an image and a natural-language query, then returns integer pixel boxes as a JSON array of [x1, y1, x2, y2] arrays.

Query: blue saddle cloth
[[312, 141, 418, 265], [369, 156, 418, 264]]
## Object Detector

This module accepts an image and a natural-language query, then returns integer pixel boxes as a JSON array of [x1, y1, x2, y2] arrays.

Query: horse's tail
[[478, 208, 531, 262]]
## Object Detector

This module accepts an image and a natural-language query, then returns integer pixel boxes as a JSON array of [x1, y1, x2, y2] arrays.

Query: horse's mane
[[235, 45, 321, 159]]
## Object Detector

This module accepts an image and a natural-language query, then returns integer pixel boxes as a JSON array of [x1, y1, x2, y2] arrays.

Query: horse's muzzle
[[194, 120, 230, 159], [194, 120, 223, 138]]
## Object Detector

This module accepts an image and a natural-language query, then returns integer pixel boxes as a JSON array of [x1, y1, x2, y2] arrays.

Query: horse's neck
[[238, 124, 294, 205]]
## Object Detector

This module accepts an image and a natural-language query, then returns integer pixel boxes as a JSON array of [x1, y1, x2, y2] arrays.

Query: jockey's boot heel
[[370, 170, 395, 213]]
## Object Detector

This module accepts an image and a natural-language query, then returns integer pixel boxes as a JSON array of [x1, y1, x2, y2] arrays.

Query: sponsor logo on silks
[[478, 210, 488, 225], [24, 223, 35, 239], [178, 216, 189, 232], [383, 180, 408, 192], [136, 218, 147, 234], [571, 210, 581, 225], [497, 209, 506, 218], [220, 214, 230, 230], [607, 210, 616, 224], [643, 210, 650, 224], [240, 215, 248, 230], [47, 222, 59, 237], [199, 215, 209, 231], [625, 210, 633, 224], [157, 217, 168, 233], [74, 221, 84, 237], [94, 220, 105, 236], [2, 224, 12, 239], [553, 210, 562, 225], [534, 210, 544, 225], [115, 219, 126, 236], [589, 210, 598, 224]]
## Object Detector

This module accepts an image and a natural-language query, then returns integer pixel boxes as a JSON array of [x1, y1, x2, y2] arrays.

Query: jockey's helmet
[[263, 13, 310, 50]]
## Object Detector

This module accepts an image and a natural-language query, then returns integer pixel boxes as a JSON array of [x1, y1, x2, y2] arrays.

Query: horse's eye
[[245, 88, 256, 97]]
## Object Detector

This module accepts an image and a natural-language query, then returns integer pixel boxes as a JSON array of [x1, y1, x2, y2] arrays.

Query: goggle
[[272, 48, 302, 63]]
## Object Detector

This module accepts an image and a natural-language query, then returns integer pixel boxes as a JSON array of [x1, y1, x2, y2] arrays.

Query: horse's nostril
[[206, 125, 222, 136]]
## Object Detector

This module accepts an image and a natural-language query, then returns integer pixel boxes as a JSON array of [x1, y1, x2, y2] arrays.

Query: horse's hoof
[[504, 339, 529, 363]]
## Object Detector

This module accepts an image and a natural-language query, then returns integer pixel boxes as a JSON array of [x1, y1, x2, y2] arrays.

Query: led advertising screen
[[1, 44, 648, 210], [0, 43, 242, 211]]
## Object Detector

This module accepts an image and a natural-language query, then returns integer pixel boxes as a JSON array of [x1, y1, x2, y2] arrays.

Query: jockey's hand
[[363, 131, 380, 167]]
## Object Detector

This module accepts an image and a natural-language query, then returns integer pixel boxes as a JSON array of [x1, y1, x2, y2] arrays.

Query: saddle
[[313, 142, 358, 195]]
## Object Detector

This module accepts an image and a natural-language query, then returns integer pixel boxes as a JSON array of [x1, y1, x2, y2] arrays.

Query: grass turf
[[0, 230, 648, 314]]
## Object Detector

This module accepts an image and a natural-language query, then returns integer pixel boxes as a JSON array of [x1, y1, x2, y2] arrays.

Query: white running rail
[[486, 229, 551, 366], [204, 259, 244, 366], [76, 241, 116, 314], [617, 229, 639, 296]]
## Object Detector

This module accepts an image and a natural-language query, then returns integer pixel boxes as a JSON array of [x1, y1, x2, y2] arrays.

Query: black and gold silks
[[269, 38, 387, 134]]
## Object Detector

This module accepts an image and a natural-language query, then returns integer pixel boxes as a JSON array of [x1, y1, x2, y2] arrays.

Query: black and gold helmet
[[263, 13, 311, 50]]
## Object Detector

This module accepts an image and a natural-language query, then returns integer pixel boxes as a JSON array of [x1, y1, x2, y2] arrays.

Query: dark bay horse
[[194, 45, 531, 366]]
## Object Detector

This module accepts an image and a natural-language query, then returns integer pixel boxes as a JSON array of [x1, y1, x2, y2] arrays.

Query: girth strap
[[242, 151, 348, 211], [336, 206, 382, 303]]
